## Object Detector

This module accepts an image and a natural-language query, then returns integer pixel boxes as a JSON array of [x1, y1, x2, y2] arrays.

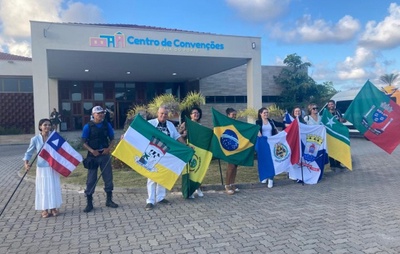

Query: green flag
[[344, 80, 400, 154], [211, 108, 259, 166], [182, 117, 213, 198], [321, 109, 352, 170]]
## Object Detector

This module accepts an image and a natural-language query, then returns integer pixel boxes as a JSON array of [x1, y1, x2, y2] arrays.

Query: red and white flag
[[39, 131, 83, 177]]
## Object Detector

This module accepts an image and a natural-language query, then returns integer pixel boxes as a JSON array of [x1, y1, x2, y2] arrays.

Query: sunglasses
[[312, 107, 318, 110]]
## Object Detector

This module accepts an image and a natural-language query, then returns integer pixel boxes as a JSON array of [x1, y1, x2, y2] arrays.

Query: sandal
[[51, 209, 59, 217], [41, 210, 50, 218]]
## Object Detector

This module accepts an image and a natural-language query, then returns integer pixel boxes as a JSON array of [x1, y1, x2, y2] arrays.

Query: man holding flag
[[145, 106, 188, 210]]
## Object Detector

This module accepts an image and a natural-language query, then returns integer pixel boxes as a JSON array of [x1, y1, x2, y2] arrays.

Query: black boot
[[106, 192, 118, 208], [83, 195, 93, 213]]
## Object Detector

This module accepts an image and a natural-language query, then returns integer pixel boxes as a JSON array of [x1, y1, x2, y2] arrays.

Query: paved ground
[[1, 136, 400, 253]]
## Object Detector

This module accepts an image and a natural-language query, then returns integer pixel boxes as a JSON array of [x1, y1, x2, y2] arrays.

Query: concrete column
[[31, 23, 51, 134], [48, 78, 59, 114], [246, 57, 262, 122]]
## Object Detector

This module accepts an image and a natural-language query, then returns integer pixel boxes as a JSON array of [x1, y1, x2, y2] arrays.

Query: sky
[[1, 0, 400, 91]]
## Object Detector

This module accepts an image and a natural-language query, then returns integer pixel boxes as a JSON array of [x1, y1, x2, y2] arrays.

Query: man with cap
[[81, 105, 118, 213]]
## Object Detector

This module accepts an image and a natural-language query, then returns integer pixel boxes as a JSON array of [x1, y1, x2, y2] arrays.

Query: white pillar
[[246, 57, 262, 122]]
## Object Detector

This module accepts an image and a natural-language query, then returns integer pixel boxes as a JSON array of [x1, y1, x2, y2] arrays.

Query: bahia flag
[[321, 109, 352, 170], [283, 111, 294, 125], [289, 124, 328, 184], [182, 117, 213, 198], [39, 131, 83, 177], [211, 108, 259, 166], [112, 115, 194, 190], [344, 80, 400, 154], [255, 118, 300, 181]]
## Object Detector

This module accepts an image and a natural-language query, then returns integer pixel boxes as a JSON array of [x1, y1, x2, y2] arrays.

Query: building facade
[[1, 22, 288, 133], [0, 52, 34, 133]]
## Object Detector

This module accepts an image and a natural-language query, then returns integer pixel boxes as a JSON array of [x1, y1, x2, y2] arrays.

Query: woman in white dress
[[23, 118, 62, 218]]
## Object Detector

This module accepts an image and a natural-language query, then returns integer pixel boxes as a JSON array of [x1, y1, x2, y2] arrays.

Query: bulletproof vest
[[87, 121, 109, 150]]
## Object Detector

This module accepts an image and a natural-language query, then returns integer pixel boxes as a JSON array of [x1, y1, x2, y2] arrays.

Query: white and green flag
[[112, 115, 194, 190]]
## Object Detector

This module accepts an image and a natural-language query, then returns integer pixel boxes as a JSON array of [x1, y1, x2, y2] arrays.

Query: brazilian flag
[[182, 117, 213, 198], [211, 108, 259, 166]]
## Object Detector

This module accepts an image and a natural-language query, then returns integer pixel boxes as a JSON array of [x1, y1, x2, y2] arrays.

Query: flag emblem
[[220, 129, 239, 151], [136, 137, 169, 171], [362, 105, 393, 136], [214, 125, 254, 156], [372, 109, 387, 123], [273, 142, 289, 161], [189, 154, 202, 173]]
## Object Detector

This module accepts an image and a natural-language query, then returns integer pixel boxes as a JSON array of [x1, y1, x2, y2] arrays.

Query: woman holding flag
[[178, 107, 205, 199], [256, 107, 284, 188], [23, 118, 62, 218]]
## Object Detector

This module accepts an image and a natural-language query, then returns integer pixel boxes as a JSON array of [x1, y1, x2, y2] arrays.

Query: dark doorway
[[116, 102, 132, 129]]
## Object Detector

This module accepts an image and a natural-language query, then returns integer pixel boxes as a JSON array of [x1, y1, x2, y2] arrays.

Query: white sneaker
[[261, 179, 267, 184], [196, 188, 204, 197], [189, 194, 195, 199], [267, 179, 274, 188]]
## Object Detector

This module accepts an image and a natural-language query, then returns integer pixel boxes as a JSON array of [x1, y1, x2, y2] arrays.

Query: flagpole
[[217, 159, 224, 185], [296, 117, 305, 186], [300, 157, 305, 186], [185, 163, 190, 198], [0, 169, 29, 218], [0, 141, 46, 218]]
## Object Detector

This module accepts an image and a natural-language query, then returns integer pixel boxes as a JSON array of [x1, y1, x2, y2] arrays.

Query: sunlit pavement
[[1, 138, 400, 253]]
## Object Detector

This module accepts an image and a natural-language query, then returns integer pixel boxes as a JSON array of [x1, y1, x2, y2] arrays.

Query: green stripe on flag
[[182, 117, 213, 198], [321, 109, 352, 170]]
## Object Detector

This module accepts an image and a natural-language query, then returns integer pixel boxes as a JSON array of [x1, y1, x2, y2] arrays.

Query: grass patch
[[24, 156, 289, 189]]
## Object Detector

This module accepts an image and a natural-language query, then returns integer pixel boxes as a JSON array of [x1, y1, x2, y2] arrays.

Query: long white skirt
[[35, 166, 62, 210]]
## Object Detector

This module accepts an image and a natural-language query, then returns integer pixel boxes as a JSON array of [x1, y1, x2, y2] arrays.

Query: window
[[94, 82, 104, 100], [71, 84, 82, 101], [19, 79, 33, 92], [3, 78, 18, 92]]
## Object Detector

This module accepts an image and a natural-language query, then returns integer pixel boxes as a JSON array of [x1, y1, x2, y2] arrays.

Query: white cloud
[[336, 47, 378, 82], [359, 3, 400, 50], [226, 0, 290, 22], [0, 0, 62, 38], [0, 0, 104, 57], [270, 14, 360, 43]]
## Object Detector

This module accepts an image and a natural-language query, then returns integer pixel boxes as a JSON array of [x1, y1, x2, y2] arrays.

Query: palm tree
[[379, 73, 399, 86]]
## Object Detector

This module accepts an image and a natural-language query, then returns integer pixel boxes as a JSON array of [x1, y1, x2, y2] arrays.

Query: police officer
[[81, 106, 118, 213]]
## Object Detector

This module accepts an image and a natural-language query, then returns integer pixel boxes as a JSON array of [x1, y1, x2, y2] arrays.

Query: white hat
[[92, 106, 105, 114]]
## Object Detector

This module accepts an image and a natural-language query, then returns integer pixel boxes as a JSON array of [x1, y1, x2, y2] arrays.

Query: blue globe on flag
[[220, 129, 239, 151]]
